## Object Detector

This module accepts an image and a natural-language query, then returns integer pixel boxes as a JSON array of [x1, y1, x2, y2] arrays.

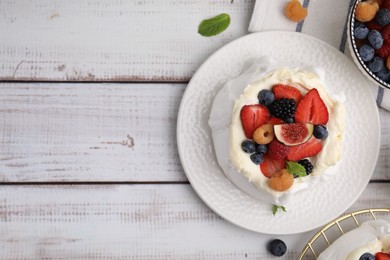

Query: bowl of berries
[[349, 0, 390, 89]]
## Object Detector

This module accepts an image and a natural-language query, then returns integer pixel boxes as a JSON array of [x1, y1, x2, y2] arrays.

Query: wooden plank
[[0, 83, 389, 182], [0, 83, 186, 182], [0, 183, 388, 259], [0, 0, 255, 81]]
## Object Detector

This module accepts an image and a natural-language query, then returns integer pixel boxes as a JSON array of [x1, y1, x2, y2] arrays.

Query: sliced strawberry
[[286, 137, 322, 161], [240, 105, 270, 139], [260, 154, 286, 178], [376, 252, 390, 260], [267, 117, 284, 125], [272, 84, 303, 103], [295, 88, 329, 125]]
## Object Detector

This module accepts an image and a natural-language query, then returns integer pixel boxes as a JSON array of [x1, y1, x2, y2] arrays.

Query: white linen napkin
[[248, 0, 390, 111]]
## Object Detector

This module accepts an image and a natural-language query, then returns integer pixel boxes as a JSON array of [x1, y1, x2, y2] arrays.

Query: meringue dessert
[[209, 58, 346, 205], [318, 219, 390, 260]]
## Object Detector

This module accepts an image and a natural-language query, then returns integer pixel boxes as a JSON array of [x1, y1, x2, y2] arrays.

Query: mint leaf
[[272, 205, 287, 216], [198, 13, 231, 37], [286, 161, 307, 177]]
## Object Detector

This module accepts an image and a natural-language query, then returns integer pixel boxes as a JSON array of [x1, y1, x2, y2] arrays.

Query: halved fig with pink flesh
[[274, 123, 313, 146]]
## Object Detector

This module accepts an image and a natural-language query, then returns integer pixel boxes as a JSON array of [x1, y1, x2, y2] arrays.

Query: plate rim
[[177, 31, 381, 235]]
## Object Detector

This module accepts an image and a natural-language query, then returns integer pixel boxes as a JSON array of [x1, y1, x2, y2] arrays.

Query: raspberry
[[366, 20, 383, 31], [268, 140, 290, 159], [376, 42, 390, 58], [284, 0, 308, 23], [381, 24, 390, 43], [268, 169, 294, 192], [355, 1, 379, 22], [253, 124, 274, 145]]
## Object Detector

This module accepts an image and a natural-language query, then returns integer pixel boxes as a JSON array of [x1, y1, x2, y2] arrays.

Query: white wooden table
[[0, 1, 389, 259]]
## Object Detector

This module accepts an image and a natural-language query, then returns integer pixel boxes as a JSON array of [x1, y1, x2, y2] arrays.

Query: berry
[[368, 30, 384, 49], [284, 0, 308, 22], [355, 1, 379, 22], [295, 88, 329, 125], [368, 56, 384, 72], [268, 140, 290, 160], [274, 123, 314, 146], [286, 137, 322, 161], [253, 124, 274, 144], [268, 169, 294, 192], [375, 8, 390, 26], [240, 105, 270, 139], [313, 125, 328, 139], [383, 0, 390, 9], [381, 24, 390, 43], [269, 239, 287, 257], [258, 89, 275, 106], [298, 159, 313, 175], [284, 117, 294, 123], [354, 21, 365, 29], [376, 66, 390, 81], [267, 117, 284, 125], [256, 144, 268, 154], [354, 25, 369, 39], [241, 140, 256, 153], [376, 42, 390, 58], [359, 44, 375, 61], [359, 253, 375, 260], [272, 84, 303, 103], [269, 98, 296, 120], [366, 20, 383, 31], [375, 252, 390, 260], [260, 154, 286, 178], [250, 153, 264, 165]]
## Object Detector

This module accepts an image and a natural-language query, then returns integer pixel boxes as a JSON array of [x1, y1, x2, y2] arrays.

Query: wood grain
[[0, 83, 389, 182], [0, 0, 255, 82], [0, 183, 388, 259]]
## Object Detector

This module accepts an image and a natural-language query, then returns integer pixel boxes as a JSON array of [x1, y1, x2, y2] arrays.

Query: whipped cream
[[209, 57, 346, 205], [318, 219, 390, 260]]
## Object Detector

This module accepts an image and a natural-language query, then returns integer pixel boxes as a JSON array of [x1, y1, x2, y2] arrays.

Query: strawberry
[[260, 154, 286, 178], [272, 84, 303, 103], [376, 252, 390, 260], [267, 117, 284, 125], [286, 137, 322, 161], [295, 88, 329, 125], [240, 105, 270, 139], [376, 42, 390, 58]]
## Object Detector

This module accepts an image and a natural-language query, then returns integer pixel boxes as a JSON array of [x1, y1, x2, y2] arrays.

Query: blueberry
[[368, 30, 383, 49], [359, 253, 375, 260], [354, 20, 365, 29], [283, 117, 294, 123], [368, 56, 384, 73], [241, 140, 256, 153], [250, 153, 263, 165], [313, 125, 328, 139], [359, 44, 375, 62], [354, 25, 369, 39], [376, 66, 390, 82], [269, 239, 287, 257], [258, 89, 275, 106], [256, 144, 268, 154], [375, 8, 390, 26]]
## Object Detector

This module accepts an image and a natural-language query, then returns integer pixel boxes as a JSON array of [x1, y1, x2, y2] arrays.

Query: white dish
[[177, 31, 380, 234]]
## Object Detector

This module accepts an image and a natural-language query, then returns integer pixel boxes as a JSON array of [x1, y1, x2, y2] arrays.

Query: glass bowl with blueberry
[[348, 0, 390, 89]]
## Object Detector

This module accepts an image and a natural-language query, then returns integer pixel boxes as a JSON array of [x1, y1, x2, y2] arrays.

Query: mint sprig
[[272, 205, 287, 216], [198, 13, 231, 37], [286, 161, 307, 177]]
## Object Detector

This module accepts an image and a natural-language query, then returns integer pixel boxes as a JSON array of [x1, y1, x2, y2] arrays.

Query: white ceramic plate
[[177, 31, 380, 235]]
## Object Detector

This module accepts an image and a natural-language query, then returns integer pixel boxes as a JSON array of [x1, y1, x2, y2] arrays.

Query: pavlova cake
[[209, 57, 346, 206], [318, 219, 390, 260]]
